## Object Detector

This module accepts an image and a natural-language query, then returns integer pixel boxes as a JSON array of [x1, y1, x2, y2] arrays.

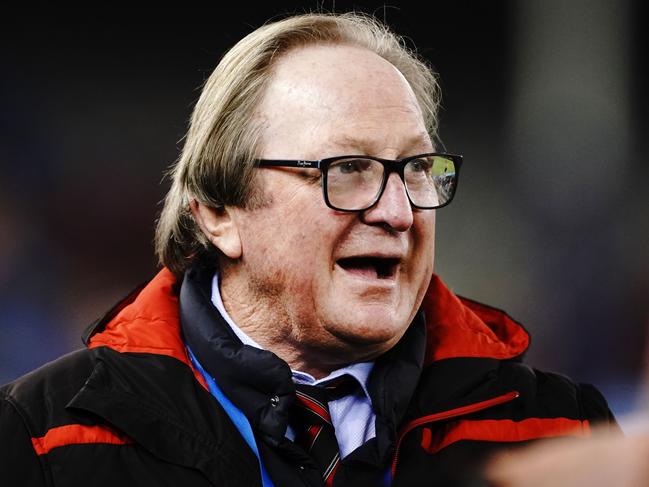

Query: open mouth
[[336, 256, 400, 280]]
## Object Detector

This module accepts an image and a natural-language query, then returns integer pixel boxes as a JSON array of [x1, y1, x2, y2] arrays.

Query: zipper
[[390, 390, 520, 479]]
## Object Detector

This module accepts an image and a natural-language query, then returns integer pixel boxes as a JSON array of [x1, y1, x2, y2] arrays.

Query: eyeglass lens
[[326, 156, 457, 210]]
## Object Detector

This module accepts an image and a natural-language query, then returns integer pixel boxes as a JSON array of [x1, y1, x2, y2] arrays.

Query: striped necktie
[[291, 376, 357, 486]]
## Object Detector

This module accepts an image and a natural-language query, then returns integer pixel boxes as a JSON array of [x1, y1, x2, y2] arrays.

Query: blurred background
[[1, 2, 647, 428]]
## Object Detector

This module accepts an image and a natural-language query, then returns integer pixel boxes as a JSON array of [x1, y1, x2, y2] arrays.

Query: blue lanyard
[[187, 347, 275, 487]]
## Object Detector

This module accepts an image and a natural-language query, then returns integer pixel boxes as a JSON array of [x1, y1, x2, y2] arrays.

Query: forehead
[[255, 44, 431, 159]]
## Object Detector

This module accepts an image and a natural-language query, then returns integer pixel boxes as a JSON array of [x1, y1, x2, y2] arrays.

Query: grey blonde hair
[[155, 12, 442, 277]]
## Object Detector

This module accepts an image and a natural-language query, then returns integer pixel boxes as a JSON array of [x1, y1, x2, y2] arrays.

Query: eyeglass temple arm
[[255, 159, 321, 169]]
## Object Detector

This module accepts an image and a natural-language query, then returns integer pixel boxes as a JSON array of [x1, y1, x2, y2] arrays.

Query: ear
[[190, 200, 242, 260]]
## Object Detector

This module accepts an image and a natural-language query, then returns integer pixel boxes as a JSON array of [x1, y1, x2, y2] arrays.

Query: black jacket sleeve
[[579, 382, 623, 434], [0, 396, 48, 487]]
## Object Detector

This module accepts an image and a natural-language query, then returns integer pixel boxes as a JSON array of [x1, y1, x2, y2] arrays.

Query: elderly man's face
[[220, 44, 435, 369]]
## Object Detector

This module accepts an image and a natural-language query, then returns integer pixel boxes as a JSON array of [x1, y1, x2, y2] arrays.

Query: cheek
[[241, 212, 329, 277], [410, 214, 436, 282], [413, 211, 435, 251]]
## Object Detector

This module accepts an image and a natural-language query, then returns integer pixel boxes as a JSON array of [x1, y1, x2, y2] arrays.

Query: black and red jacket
[[0, 267, 618, 486]]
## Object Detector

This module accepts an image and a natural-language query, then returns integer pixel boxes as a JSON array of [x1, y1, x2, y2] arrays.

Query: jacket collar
[[179, 264, 295, 444], [422, 274, 529, 364]]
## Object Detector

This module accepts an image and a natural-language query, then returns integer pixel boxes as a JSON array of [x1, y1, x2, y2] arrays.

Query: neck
[[218, 266, 380, 379]]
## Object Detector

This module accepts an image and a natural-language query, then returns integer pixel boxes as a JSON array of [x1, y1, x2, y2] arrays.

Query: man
[[0, 12, 618, 487]]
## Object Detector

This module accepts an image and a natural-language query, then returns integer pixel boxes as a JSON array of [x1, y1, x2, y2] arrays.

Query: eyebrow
[[328, 132, 433, 155]]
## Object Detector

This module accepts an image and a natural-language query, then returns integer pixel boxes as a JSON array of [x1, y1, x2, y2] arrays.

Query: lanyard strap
[[187, 346, 275, 487]]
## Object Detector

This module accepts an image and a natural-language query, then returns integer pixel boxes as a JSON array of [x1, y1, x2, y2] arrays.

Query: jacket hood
[[86, 268, 530, 367], [422, 274, 529, 365]]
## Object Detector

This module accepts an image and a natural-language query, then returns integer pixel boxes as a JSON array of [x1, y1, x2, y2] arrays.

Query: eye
[[334, 159, 373, 174], [409, 158, 433, 173]]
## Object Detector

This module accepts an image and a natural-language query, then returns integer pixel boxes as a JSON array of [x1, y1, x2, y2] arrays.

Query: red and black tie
[[291, 376, 357, 486]]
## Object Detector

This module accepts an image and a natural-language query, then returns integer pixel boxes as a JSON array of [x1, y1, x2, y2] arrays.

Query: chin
[[327, 311, 409, 349]]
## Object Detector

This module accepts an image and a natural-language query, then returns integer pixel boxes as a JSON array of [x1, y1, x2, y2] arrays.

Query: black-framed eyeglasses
[[256, 153, 463, 212]]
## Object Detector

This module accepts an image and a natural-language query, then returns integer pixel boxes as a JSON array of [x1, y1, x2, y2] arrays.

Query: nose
[[361, 172, 414, 231]]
